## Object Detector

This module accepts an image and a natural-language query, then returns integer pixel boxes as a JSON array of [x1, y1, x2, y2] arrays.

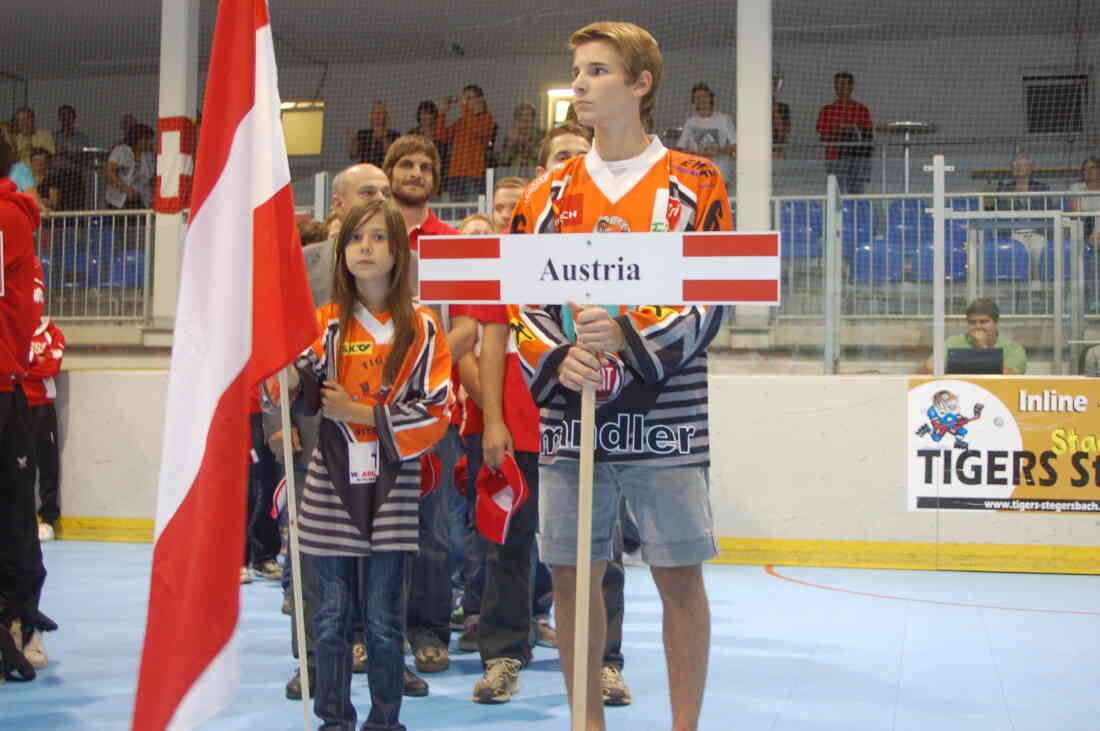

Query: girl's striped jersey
[[295, 301, 452, 555], [506, 137, 731, 468]]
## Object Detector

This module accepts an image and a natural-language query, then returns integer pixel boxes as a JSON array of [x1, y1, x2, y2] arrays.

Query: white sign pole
[[571, 382, 596, 731], [277, 369, 313, 730], [418, 231, 780, 730]]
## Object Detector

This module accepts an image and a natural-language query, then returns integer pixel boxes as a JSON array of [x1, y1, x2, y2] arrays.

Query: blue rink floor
[[5, 541, 1099, 731]]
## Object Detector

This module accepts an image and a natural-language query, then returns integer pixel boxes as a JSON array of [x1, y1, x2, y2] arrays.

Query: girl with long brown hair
[[279, 198, 452, 729]]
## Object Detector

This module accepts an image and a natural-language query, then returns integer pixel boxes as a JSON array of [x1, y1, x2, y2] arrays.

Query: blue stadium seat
[[841, 200, 873, 259], [916, 242, 968, 281], [950, 196, 981, 212], [106, 249, 146, 289], [887, 198, 931, 229], [983, 237, 1029, 281], [1038, 240, 1071, 280], [779, 201, 823, 236], [851, 235, 902, 282], [780, 227, 821, 258]]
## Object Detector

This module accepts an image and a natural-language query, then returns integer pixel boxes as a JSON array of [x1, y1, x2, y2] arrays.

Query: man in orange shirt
[[435, 85, 496, 201]]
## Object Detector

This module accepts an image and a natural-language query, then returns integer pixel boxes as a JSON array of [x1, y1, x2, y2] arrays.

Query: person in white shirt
[[105, 124, 155, 209], [676, 82, 736, 188], [1070, 156, 1100, 246]]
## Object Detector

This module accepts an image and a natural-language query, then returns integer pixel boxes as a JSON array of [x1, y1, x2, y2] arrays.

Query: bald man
[[302, 163, 391, 305]]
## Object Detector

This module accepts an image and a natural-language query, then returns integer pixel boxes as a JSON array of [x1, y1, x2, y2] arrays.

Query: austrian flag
[[131, 1, 316, 729]]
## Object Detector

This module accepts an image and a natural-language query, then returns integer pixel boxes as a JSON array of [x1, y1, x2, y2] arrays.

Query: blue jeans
[[308, 552, 410, 731], [406, 426, 460, 645], [460, 434, 487, 615]]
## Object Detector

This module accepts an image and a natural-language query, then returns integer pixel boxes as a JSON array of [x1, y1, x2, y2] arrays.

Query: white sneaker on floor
[[38, 522, 55, 542], [23, 630, 47, 669]]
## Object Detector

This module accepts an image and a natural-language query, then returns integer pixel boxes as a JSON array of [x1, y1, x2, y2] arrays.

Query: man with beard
[[382, 135, 478, 680]]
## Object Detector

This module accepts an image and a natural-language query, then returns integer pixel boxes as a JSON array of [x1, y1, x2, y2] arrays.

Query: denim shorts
[[538, 460, 718, 568]]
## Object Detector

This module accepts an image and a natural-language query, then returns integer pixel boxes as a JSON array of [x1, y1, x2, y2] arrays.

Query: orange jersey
[[301, 301, 452, 461], [509, 138, 732, 236], [505, 139, 732, 466]]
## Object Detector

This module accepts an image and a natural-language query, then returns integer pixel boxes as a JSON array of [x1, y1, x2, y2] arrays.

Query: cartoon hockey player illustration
[[915, 389, 984, 449]]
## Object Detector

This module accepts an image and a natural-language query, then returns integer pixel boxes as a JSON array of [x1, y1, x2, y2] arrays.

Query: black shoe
[[285, 667, 315, 700], [0, 621, 36, 682], [403, 666, 429, 697]]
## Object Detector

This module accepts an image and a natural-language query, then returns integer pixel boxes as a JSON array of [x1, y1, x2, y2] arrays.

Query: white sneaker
[[38, 522, 55, 542], [23, 630, 47, 669]]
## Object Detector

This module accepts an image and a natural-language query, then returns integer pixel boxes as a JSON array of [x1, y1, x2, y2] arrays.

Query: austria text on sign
[[417, 231, 781, 305]]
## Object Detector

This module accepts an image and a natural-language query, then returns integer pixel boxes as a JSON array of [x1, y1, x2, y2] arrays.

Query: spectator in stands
[[815, 72, 873, 194], [435, 85, 496, 201], [408, 100, 451, 184], [918, 298, 1027, 375], [773, 76, 791, 158], [297, 218, 327, 246], [993, 153, 1058, 276], [0, 134, 54, 681], [497, 103, 543, 170], [27, 149, 60, 214], [120, 113, 137, 142], [105, 124, 155, 209], [350, 101, 401, 168], [676, 82, 736, 186], [52, 105, 88, 210], [1070, 156, 1100, 245], [491, 177, 527, 233], [10, 108, 55, 166], [24, 316, 64, 544]]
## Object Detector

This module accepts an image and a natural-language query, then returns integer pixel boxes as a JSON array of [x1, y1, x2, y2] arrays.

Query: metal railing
[[34, 209, 153, 321], [773, 189, 1100, 321]]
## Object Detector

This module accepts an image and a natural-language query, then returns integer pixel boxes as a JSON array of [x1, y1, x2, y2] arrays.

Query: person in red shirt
[[23, 316, 65, 542], [434, 85, 496, 201], [815, 71, 873, 194], [0, 134, 53, 680], [383, 134, 479, 680]]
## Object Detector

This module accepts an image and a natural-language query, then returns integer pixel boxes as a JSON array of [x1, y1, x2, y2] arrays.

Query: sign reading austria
[[907, 378, 1100, 513], [417, 232, 780, 306]]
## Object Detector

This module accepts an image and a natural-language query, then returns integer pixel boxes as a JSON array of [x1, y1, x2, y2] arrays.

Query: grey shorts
[[538, 459, 718, 568]]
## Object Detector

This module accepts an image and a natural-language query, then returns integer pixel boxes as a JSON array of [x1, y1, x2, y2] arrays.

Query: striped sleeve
[[508, 304, 571, 408], [615, 306, 726, 383], [375, 308, 452, 463], [293, 307, 338, 415]]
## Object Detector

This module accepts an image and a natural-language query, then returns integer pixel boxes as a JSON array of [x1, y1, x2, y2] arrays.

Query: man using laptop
[[918, 298, 1027, 375]]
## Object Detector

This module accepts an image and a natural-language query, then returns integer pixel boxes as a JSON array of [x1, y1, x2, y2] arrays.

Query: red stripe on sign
[[419, 237, 500, 259], [683, 279, 778, 302], [683, 233, 778, 257], [421, 280, 501, 301]]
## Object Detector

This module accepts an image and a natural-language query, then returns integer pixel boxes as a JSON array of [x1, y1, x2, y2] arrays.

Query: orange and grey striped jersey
[[506, 137, 731, 467], [295, 301, 452, 555]]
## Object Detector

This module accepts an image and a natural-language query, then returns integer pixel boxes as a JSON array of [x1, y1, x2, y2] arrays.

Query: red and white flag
[[132, 1, 316, 729]]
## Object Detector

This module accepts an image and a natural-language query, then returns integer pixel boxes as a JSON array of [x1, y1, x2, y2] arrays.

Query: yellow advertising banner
[[908, 378, 1100, 513]]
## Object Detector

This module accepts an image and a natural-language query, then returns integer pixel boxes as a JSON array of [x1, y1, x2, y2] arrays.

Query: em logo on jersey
[[597, 354, 625, 403]]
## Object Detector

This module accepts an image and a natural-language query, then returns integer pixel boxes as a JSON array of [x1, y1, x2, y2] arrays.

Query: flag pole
[[570, 381, 596, 731], [278, 368, 312, 731]]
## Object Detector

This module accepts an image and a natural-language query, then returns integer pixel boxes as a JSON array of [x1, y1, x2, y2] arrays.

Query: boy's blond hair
[[569, 22, 663, 123], [494, 176, 529, 195]]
